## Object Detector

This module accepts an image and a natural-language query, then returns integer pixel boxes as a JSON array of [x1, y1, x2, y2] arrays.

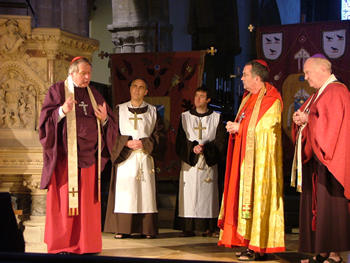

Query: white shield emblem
[[322, 29, 346, 59], [262, 33, 283, 60]]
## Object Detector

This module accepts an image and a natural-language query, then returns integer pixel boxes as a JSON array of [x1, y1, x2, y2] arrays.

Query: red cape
[[307, 82, 350, 200]]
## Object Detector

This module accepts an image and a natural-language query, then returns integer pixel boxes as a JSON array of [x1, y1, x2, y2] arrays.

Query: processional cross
[[206, 46, 217, 56], [294, 48, 310, 72], [129, 112, 142, 129], [194, 119, 206, 140], [79, 101, 88, 116], [98, 50, 109, 60]]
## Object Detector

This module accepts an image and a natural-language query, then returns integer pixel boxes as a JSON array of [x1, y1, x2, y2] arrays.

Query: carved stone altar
[[0, 15, 98, 252]]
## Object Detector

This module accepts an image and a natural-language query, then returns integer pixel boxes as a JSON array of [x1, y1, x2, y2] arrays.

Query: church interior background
[[0, 0, 349, 261]]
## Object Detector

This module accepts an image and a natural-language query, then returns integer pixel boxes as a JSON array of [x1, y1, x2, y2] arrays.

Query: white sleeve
[[58, 106, 66, 122]]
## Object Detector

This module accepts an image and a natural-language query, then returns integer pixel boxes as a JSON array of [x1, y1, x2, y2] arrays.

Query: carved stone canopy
[[0, 15, 99, 147]]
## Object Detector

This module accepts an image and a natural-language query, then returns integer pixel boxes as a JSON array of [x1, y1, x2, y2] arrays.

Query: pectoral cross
[[237, 112, 246, 123], [69, 187, 78, 197], [79, 101, 88, 116], [129, 112, 142, 129], [194, 119, 206, 140]]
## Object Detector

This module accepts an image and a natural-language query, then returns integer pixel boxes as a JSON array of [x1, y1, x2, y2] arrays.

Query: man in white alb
[[176, 87, 226, 237], [104, 78, 165, 239]]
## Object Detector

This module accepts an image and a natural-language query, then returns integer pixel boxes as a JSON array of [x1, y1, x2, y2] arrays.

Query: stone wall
[[108, 0, 172, 53]]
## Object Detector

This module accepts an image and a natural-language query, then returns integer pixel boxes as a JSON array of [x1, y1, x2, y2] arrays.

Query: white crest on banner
[[294, 48, 310, 72], [322, 29, 346, 59], [262, 33, 283, 60]]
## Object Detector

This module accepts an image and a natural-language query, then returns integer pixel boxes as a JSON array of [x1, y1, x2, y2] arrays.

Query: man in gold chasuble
[[218, 60, 285, 261]]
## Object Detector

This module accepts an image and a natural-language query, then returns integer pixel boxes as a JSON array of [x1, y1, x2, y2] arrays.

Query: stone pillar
[[23, 174, 47, 252], [0, 14, 99, 252], [0, 173, 31, 222], [108, 0, 173, 53], [60, 0, 89, 37], [32, 0, 60, 28], [0, 146, 44, 252]]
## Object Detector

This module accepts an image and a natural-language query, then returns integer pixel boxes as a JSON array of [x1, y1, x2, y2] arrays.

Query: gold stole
[[290, 77, 337, 192], [235, 85, 266, 219], [290, 102, 311, 192], [64, 79, 102, 216]]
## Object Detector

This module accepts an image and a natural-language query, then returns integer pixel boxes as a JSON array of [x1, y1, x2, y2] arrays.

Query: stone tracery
[[0, 70, 36, 129]]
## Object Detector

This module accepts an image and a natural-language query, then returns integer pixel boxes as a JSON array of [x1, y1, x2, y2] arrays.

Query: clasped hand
[[126, 139, 143, 150], [193, 144, 204, 154], [226, 121, 240, 134], [94, 102, 107, 123], [292, 110, 308, 126]]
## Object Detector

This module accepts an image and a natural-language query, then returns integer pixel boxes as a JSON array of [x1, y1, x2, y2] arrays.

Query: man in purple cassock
[[39, 57, 117, 254]]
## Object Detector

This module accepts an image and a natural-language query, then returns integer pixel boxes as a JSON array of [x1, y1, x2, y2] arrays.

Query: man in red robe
[[218, 60, 285, 261], [292, 55, 350, 263], [39, 57, 117, 254]]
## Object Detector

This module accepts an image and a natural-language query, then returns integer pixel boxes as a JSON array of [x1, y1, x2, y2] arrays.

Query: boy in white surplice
[[175, 87, 226, 237]]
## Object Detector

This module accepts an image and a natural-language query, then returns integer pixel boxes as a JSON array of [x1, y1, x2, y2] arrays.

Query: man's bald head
[[307, 57, 332, 73], [303, 57, 332, 89]]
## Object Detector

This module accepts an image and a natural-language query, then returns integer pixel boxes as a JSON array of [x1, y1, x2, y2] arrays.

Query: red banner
[[257, 21, 350, 91], [110, 51, 206, 179]]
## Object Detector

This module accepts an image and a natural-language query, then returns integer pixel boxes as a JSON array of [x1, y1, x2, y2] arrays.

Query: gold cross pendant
[[194, 119, 206, 140], [129, 112, 142, 129]]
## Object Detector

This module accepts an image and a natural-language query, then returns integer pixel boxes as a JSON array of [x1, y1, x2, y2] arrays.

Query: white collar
[[320, 74, 337, 91], [128, 101, 147, 108], [67, 75, 87, 92], [314, 74, 337, 101]]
